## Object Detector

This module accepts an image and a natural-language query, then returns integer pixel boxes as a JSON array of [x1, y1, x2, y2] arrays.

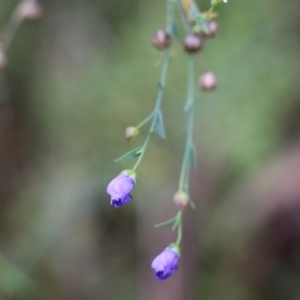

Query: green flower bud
[[125, 126, 139, 141], [173, 190, 189, 210], [211, 0, 227, 8]]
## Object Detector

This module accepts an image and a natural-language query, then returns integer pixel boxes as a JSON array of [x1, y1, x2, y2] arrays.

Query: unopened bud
[[173, 190, 189, 210], [152, 30, 171, 50], [183, 34, 203, 53], [201, 20, 218, 38], [211, 0, 227, 8], [18, 1, 43, 23], [198, 72, 217, 92], [125, 126, 139, 141], [0, 51, 8, 71]]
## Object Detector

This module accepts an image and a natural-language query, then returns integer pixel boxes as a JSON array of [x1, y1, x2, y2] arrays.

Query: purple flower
[[107, 170, 136, 208], [151, 246, 180, 281]]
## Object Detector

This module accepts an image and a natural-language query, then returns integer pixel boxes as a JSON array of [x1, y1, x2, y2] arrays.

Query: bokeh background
[[0, 0, 300, 299]]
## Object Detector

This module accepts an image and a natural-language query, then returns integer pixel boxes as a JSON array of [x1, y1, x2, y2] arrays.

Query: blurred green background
[[1, 0, 300, 299]]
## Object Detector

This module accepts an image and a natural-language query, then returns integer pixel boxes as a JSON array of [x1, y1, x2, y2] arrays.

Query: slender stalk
[[133, 130, 152, 170], [197, 53, 208, 72], [133, 0, 175, 171], [179, 54, 194, 189], [177, 0, 191, 33], [155, 214, 178, 228], [136, 112, 154, 129], [175, 211, 183, 245]]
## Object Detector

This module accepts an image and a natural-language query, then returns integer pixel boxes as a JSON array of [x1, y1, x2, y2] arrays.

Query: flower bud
[[0, 51, 8, 71], [152, 30, 171, 50], [201, 20, 218, 38], [107, 169, 136, 208], [18, 1, 43, 23], [183, 34, 203, 53], [198, 72, 217, 92], [173, 190, 189, 210], [151, 245, 180, 281], [211, 0, 227, 8], [125, 126, 139, 141]]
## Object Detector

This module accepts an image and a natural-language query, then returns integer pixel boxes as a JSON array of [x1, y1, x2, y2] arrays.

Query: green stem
[[133, 132, 152, 170], [176, 0, 191, 33], [179, 54, 194, 189], [137, 112, 154, 129], [133, 0, 175, 171], [175, 211, 183, 245]]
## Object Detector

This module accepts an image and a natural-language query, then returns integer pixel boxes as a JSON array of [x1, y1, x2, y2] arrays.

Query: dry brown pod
[[152, 30, 171, 50], [183, 34, 203, 53], [201, 20, 218, 38], [198, 72, 217, 91]]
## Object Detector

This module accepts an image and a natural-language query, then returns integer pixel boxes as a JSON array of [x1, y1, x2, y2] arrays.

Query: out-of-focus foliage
[[0, 0, 300, 299]]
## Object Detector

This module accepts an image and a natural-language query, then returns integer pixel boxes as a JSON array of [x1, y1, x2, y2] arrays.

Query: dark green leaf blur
[[0, 0, 300, 299]]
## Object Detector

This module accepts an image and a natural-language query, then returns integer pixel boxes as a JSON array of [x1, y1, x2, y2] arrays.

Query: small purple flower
[[151, 246, 180, 281], [107, 170, 136, 208]]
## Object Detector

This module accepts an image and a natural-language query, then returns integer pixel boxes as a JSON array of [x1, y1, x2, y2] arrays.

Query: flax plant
[[107, 0, 227, 280]]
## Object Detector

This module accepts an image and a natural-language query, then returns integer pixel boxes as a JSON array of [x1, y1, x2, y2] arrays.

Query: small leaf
[[155, 110, 166, 139], [114, 147, 142, 163], [189, 197, 196, 209], [201, 11, 218, 20], [155, 216, 177, 228], [190, 7, 209, 34]]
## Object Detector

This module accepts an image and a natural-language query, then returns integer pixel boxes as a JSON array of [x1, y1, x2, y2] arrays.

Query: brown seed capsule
[[152, 30, 171, 50], [198, 72, 217, 92], [0, 51, 8, 71], [18, 0, 43, 23], [183, 34, 203, 53], [201, 20, 218, 38]]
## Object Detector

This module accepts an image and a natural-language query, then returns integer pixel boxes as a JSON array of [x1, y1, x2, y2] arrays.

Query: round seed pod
[[0, 51, 8, 71], [183, 34, 203, 53], [18, 1, 43, 23], [173, 190, 189, 210], [152, 30, 171, 50], [201, 20, 218, 38], [125, 126, 139, 141], [198, 72, 217, 91]]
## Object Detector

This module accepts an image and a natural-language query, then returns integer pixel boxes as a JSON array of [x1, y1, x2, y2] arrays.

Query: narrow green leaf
[[155, 110, 166, 139], [114, 147, 142, 163], [189, 197, 196, 209], [155, 216, 177, 228], [172, 220, 179, 231]]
